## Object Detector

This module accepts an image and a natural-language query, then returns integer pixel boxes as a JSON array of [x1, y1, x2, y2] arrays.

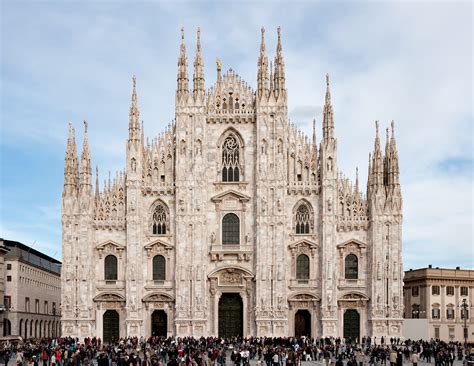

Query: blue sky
[[1, 1, 472, 269]]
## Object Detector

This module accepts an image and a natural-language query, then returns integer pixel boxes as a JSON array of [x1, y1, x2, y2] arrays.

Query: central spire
[[129, 75, 140, 142]]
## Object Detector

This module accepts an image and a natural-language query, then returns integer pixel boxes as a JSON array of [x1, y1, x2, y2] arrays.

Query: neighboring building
[[2, 239, 62, 338], [61, 28, 404, 341], [404, 266, 474, 342], [0, 241, 10, 336]]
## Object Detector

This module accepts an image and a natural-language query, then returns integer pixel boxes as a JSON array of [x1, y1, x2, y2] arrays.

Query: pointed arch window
[[104, 255, 118, 281], [295, 203, 311, 234], [345, 254, 358, 279], [222, 134, 240, 182], [222, 213, 240, 245], [152, 255, 166, 281], [152, 203, 168, 235], [296, 254, 310, 281]]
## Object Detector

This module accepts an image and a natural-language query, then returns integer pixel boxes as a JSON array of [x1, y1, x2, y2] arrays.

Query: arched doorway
[[218, 293, 243, 337], [295, 309, 311, 337], [151, 310, 167, 336], [343, 309, 360, 343], [103, 310, 119, 343]]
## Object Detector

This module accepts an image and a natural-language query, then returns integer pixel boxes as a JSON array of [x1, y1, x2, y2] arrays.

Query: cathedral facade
[[61, 28, 404, 341]]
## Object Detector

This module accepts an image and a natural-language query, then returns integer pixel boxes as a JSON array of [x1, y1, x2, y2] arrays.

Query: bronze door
[[295, 309, 311, 337], [343, 309, 360, 343], [218, 293, 243, 337], [103, 310, 119, 343], [151, 310, 167, 336]]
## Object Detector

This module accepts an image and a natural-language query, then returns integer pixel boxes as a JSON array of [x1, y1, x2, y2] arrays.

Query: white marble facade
[[61, 28, 404, 340]]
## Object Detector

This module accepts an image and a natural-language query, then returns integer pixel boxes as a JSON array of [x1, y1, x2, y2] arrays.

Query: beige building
[[2, 239, 62, 338], [0, 241, 10, 336], [404, 266, 474, 342], [61, 28, 404, 341]]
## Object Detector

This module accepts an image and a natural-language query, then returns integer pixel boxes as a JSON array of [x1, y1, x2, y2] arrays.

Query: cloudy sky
[[0, 1, 472, 269]]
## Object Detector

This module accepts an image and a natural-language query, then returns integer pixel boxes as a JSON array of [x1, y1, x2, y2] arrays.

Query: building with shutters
[[61, 27, 404, 341], [403, 266, 474, 342]]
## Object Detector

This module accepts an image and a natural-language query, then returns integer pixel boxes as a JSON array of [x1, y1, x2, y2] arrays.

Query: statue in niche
[[131, 158, 137, 173], [327, 198, 333, 212], [261, 196, 267, 213], [210, 232, 216, 244]]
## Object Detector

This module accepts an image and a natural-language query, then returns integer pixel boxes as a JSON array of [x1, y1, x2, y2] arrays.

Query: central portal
[[343, 309, 360, 343], [218, 293, 243, 337], [295, 309, 311, 337], [151, 310, 167, 337], [103, 310, 119, 343]]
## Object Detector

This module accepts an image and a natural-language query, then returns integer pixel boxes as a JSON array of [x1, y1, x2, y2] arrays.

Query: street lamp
[[461, 299, 468, 348]]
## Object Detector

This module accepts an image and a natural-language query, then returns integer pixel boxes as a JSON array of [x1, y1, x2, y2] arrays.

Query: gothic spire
[[95, 166, 100, 203], [274, 26, 286, 97], [354, 167, 360, 200], [384, 126, 390, 186], [269, 60, 274, 94], [312, 118, 317, 146], [80, 120, 92, 188], [63, 122, 79, 196], [257, 27, 269, 99], [322, 74, 334, 141], [193, 27, 205, 97], [129, 75, 140, 142], [371, 121, 384, 189], [177, 27, 189, 96], [389, 120, 400, 186]]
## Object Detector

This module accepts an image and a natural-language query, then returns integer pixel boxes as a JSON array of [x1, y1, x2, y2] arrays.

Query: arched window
[[152, 203, 168, 235], [222, 134, 240, 182], [153, 255, 166, 281], [345, 254, 358, 279], [296, 254, 310, 281], [295, 203, 311, 234], [104, 255, 118, 281], [222, 213, 240, 245]]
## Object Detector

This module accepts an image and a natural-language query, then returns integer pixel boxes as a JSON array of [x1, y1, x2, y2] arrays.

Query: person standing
[[410, 352, 419, 366]]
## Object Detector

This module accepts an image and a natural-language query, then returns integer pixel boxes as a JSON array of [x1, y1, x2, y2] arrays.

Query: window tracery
[[295, 202, 312, 234], [152, 202, 169, 235], [222, 134, 240, 182]]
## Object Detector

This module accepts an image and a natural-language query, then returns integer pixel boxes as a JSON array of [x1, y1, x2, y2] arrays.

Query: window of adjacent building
[[4, 296, 11, 310], [345, 254, 359, 280], [432, 285, 440, 295], [432, 307, 440, 319], [446, 286, 454, 296], [461, 309, 469, 319], [6, 276, 11, 282], [295, 203, 311, 234], [434, 327, 440, 339], [222, 213, 240, 245], [52, 302, 57, 316], [25, 297, 30, 312], [296, 254, 310, 282], [222, 134, 240, 182], [35, 299, 39, 314], [152, 202, 168, 235], [446, 307, 455, 319], [44, 301, 48, 314], [412, 286, 419, 297], [6, 263, 11, 270], [104, 255, 118, 281], [448, 327, 455, 339], [461, 287, 468, 296], [412, 304, 421, 318], [152, 255, 166, 281]]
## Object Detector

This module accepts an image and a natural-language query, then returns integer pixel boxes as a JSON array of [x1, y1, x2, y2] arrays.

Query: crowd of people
[[0, 335, 471, 366]]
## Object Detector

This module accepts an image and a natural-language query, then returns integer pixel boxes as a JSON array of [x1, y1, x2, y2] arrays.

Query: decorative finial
[[375, 120, 379, 135], [83, 120, 88, 134], [68, 122, 75, 139], [386, 127, 389, 140], [277, 26, 281, 39], [326, 73, 330, 87], [391, 120, 395, 135], [261, 27, 265, 36], [181, 27, 184, 41], [216, 58, 221, 71], [133, 75, 136, 89]]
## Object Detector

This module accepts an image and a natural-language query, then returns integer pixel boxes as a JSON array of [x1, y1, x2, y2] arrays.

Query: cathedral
[[61, 27, 404, 341]]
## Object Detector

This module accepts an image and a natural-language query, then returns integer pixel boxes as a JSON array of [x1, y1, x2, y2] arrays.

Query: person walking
[[410, 352, 419, 366]]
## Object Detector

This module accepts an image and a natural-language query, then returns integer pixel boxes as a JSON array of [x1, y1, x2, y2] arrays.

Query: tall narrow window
[[345, 254, 358, 279], [222, 213, 240, 245], [295, 203, 311, 234], [152, 203, 168, 235], [296, 254, 310, 281], [104, 255, 118, 281], [153, 255, 166, 281], [222, 135, 240, 182]]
